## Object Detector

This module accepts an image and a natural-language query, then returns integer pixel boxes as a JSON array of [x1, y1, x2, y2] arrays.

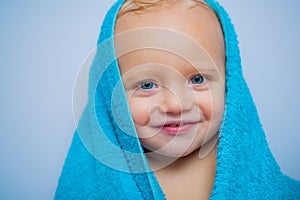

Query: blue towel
[[55, 0, 300, 199]]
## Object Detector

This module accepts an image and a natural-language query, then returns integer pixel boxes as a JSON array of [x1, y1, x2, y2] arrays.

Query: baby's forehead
[[114, 1, 225, 72], [116, 41, 219, 71]]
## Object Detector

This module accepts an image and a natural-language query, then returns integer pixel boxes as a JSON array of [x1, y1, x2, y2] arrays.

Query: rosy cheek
[[207, 91, 225, 122], [128, 98, 151, 126], [195, 93, 213, 119], [195, 90, 224, 121]]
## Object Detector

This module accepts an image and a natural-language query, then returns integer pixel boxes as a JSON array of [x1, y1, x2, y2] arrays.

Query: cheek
[[127, 96, 152, 126], [210, 88, 225, 122], [195, 89, 225, 122]]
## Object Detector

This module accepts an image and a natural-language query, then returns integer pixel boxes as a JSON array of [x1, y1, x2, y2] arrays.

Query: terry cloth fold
[[55, 0, 300, 199]]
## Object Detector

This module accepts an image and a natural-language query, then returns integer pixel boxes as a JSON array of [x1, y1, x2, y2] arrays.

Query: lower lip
[[161, 123, 196, 136]]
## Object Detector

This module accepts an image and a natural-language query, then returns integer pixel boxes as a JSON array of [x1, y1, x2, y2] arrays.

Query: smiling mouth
[[161, 122, 197, 135], [164, 123, 184, 127]]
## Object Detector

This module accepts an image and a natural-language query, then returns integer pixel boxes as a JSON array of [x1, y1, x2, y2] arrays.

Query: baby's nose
[[161, 87, 194, 114]]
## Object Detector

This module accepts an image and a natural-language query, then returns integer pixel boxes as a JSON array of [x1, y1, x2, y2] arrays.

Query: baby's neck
[[146, 144, 217, 200]]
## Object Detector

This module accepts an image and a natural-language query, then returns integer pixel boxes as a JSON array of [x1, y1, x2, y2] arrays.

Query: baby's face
[[115, 2, 225, 157]]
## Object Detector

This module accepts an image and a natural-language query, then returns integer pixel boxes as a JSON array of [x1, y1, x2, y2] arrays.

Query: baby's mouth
[[164, 123, 185, 128], [161, 122, 197, 135]]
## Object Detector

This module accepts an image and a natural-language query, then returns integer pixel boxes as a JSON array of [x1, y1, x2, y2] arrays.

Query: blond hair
[[118, 0, 209, 17]]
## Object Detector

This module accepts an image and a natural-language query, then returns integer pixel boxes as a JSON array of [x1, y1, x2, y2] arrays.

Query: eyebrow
[[192, 66, 218, 72]]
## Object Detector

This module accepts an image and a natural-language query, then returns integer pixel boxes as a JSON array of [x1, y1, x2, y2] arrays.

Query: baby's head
[[114, 0, 225, 158]]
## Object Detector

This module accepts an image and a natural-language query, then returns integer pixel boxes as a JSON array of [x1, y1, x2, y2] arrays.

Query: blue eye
[[140, 81, 155, 90], [190, 75, 205, 84]]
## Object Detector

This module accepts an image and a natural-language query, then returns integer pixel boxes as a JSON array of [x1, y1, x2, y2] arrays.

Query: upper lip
[[154, 120, 199, 127]]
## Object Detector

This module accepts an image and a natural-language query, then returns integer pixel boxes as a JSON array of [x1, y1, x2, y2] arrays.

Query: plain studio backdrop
[[0, 0, 299, 199]]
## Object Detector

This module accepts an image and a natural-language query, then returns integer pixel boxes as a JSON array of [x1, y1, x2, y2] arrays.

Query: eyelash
[[189, 74, 206, 85], [139, 81, 157, 90]]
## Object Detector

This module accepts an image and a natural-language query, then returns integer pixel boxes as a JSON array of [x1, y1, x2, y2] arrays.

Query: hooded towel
[[55, 0, 300, 199]]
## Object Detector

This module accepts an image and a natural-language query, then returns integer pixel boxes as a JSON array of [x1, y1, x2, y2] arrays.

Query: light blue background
[[0, 0, 299, 199]]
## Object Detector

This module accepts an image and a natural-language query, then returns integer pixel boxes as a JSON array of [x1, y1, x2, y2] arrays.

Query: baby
[[55, 0, 300, 199], [114, 0, 224, 199]]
